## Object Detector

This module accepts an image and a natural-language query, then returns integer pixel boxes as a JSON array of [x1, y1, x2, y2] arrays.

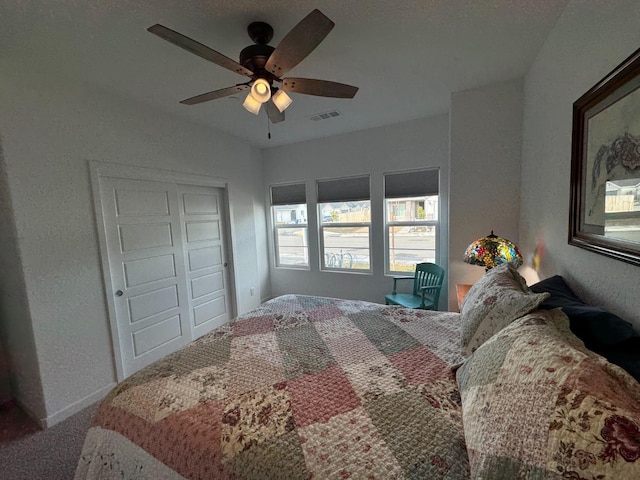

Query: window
[[318, 176, 371, 272], [271, 183, 308, 268], [385, 169, 439, 273]]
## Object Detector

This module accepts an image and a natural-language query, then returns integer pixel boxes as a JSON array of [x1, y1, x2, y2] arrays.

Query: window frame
[[270, 184, 309, 270], [317, 175, 372, 274], [384, 169, 440, 275], [318, 203, 372, 273]]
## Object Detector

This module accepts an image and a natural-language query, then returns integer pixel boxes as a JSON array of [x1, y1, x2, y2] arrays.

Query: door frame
[[89, 160, 238, 381]]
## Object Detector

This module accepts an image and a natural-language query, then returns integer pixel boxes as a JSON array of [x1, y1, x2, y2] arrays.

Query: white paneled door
[[178, 185, 231, 338], [99, 177, 231, 378]]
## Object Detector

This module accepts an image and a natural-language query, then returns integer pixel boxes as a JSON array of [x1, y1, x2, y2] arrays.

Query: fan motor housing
[[240, 44, 275, 78]]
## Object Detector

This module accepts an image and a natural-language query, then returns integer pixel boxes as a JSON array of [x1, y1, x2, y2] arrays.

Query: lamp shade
[[242, 93, 261, 115], [272, 89, 293, 112], [463, 231, 523, 270], [250, 78, 271, 104]]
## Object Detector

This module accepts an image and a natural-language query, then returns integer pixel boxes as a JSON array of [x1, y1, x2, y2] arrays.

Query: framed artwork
[[569, 46, 640, 266]]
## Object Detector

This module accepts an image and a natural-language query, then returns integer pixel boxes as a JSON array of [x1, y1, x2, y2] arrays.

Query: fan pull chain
[[267, 113, 271, 140]]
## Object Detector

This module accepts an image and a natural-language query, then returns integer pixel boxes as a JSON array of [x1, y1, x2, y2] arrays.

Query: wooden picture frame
[[569, 46, 640, 266]]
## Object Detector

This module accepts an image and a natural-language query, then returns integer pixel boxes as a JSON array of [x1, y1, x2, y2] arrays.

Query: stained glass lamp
[[464, 231, 523, 271]]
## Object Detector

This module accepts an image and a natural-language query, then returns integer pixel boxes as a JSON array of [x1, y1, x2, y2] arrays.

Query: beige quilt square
[[299, 407, 404, 479], [229, 331, 281, 365], [463, 382, 556, 467], [314, 316, 360, 340], [342, 357, 407, 402]]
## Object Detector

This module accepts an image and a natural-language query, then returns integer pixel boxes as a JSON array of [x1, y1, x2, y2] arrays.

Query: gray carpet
[[0, 402, 98, 480]]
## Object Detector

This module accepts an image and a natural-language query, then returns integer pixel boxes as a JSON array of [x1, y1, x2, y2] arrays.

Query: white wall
[[449, 78, 524, 310], [0, 136, 45, 415], [0, 65, 267, 426], [520, 0, 640, 328], [262, 115, 450, 306]]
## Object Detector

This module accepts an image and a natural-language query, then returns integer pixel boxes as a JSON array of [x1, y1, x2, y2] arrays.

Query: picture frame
[[569, 46, 640, 266]]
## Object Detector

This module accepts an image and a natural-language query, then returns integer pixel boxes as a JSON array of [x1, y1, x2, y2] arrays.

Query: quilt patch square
[[230, 331, 281, 365], [299, 407, 404, 479], [323, 331, 386, 366], [499, 332, 580, 386], [349, 311, 422, 355], [276, 324, 336, 379], [232, 315, 275, 337], [285, 364, 361, 428], [455, 334, 517, 389], [158, 401, 226, 479], [273, 310, 310, 330], [226, 354, 286, 399], [389, 346, 453, 386], [365, 389, 469, 479], [462, 382, 555, 466], [313, 316, 360, 340], [220, 385, 295, 459], [342, 357, 407, 402], [307, 303, 344, 322], [225, 431, 309, 480]]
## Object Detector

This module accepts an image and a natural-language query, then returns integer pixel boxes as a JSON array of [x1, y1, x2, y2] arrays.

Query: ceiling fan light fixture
[[242, 93, 261, 115], [272, 89, 293, 112], [250, 78, 271, 104]]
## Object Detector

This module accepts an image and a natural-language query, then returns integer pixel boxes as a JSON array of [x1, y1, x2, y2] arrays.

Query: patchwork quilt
[[75, 295, 469, 479]]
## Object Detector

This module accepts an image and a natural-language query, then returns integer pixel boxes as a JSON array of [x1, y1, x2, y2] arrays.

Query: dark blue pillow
[[597, 337, 640, 383], [530, 275, 637, 351]]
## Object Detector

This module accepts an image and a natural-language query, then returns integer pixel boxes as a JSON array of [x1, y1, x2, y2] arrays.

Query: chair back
[[413, 263, 445, 308]]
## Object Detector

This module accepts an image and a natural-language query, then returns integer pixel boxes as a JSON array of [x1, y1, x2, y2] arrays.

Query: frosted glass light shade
[[272, 89, 293, 112], [242, 94, 261, 115], [250, 78, 271, 104]]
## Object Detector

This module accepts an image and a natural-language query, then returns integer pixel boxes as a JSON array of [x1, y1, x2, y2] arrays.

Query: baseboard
[[41, 382, 116, 428]]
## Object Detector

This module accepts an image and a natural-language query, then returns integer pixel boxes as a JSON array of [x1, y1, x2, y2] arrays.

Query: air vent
[[309, 110, 342, 121]]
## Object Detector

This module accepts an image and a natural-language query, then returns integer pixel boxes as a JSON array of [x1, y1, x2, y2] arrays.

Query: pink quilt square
[[389, 346, 453, 386], [98, 400, 228, 479], [233, 315, 275, 337], [285, 364, 360, 427], [307, 304, 343, 323], [159, 400, 227, 479]]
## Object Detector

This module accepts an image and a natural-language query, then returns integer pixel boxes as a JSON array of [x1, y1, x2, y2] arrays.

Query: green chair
[[385, 262, 445, 310]]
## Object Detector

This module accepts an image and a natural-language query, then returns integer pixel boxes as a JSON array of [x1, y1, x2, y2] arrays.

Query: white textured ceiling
[[2, 0, 569, 148]]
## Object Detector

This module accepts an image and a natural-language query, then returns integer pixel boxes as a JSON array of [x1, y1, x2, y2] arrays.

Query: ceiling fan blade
[[265, 10, 334, 77], [265, 100, 285, 123], [180, 84, 250, 105], [148, 24, 254, 77], [282, 78, 358, 98]]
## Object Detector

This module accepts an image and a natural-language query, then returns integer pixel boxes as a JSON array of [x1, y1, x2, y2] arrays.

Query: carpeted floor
[[0, 401, 98, 480]]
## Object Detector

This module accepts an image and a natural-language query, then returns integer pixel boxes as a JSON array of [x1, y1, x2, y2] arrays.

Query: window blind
[[384, 169, 439, 198], [270, 183, 306, 205], [317, 175, 370, 203]]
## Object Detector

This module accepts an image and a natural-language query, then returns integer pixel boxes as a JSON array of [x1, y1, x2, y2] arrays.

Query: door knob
[[115, 290, 124, 297]]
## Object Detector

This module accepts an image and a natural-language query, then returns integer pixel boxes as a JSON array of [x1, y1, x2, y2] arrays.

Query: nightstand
[[456, 284, 472, 311]]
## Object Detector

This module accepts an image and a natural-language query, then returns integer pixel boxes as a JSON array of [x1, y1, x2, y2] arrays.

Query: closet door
[[100, 177, 191, 378], [178, 185, 232, 338]]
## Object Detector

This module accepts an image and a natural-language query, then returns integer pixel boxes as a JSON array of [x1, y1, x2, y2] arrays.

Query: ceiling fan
[[147, 9, 359, 124]]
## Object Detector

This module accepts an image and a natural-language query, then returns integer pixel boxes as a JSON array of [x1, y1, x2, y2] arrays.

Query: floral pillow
[[460, 263, 548, 356], [456, 308, 640, 480]]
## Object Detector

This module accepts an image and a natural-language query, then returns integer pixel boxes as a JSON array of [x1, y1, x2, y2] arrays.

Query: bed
[[75, 265, 640, 479]]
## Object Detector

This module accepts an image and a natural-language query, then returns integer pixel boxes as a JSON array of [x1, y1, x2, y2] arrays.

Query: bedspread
[[75, 295, 469, 479]]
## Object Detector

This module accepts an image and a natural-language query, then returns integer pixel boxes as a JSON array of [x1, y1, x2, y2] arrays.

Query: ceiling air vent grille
[[309, 110, 342, 121]]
